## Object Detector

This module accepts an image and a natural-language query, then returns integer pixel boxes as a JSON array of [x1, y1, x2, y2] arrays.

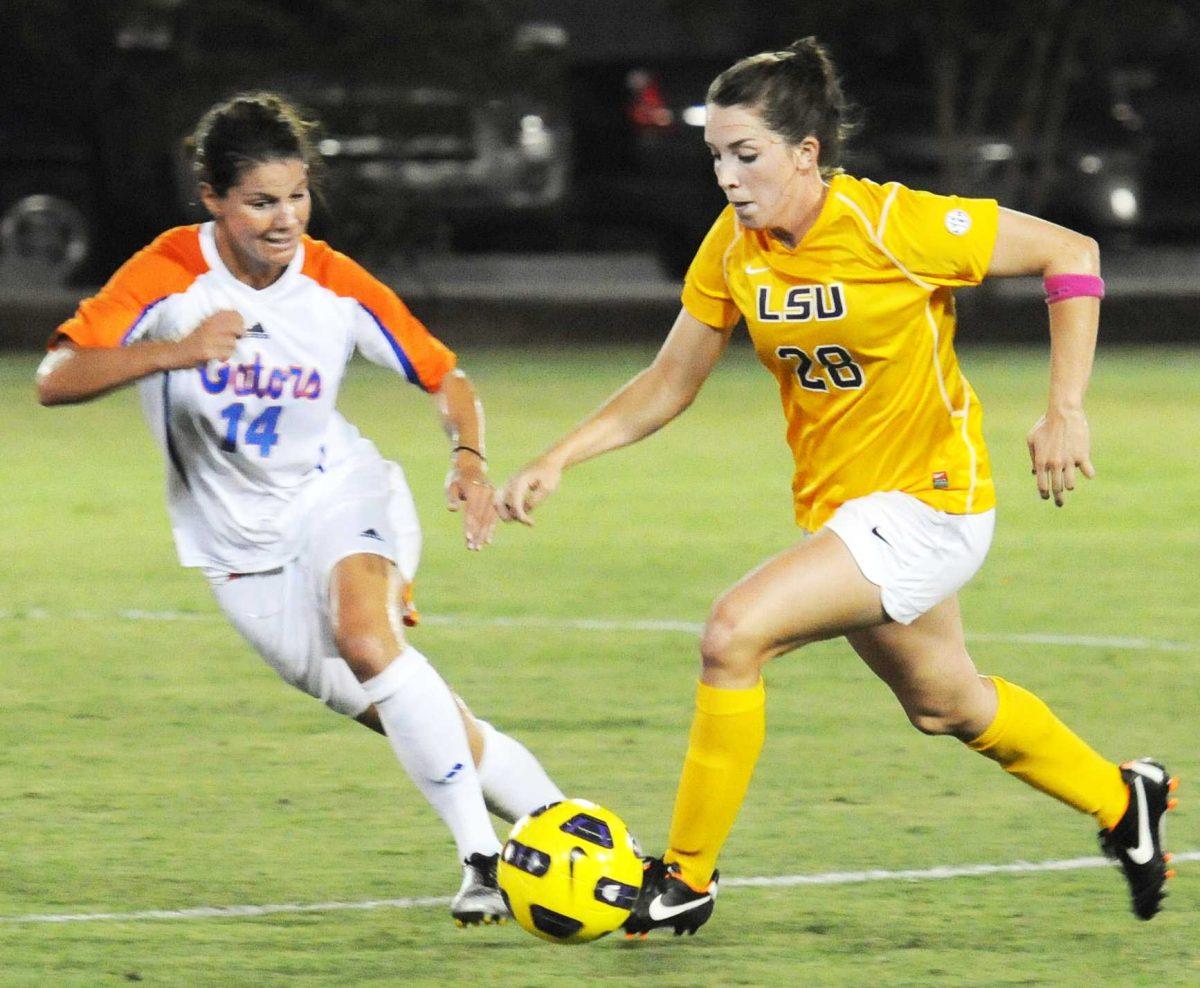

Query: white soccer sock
[[362, 647, 500, 861], [475, 719, 565, 823]]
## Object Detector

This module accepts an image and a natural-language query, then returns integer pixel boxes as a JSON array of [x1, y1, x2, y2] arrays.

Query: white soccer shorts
[[823, 490, 994, 624], [209, 457, 421, 717]]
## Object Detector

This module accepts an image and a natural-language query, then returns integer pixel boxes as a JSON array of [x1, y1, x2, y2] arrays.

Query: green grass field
[[1, 343, 1197, 986]]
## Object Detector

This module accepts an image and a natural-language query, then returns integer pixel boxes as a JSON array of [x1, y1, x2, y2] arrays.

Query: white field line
[[0, 608, 1196, 653], [1, 606, 1193, 925], [2, 852, 1196, 925], [721, 851, 1200, 887]]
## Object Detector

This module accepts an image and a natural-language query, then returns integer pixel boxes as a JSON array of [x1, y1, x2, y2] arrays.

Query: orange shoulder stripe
[[300, 236, 456, 391], [53, 226, 207, 349]]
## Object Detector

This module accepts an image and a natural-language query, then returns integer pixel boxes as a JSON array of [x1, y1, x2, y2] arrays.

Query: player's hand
[[1026, 408, 1095, 507], [179, 310, 245, 366], [497, 458, 562, 526], [446, 462, 497, 551]]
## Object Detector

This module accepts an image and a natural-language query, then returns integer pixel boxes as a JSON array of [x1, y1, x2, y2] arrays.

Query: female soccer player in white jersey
[[36, 92, 563, 925], [499, 39, 1176, 933]]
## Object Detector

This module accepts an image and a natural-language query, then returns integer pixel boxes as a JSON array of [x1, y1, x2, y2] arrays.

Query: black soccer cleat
[[1099, 758, 1179, 920], [451, 852, 508, 927], [622, 856, 718, 938]]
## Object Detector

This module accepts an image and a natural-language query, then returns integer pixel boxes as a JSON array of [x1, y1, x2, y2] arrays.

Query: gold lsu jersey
[[682, 173, 1000, 531]]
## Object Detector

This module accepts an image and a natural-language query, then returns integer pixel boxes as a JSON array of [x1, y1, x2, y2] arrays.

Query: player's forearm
[[545, 363, 694, 471], [36, 341, 193, 406], [437, 369, 488, 470], [1045, 300, 1098, 413], [1043, 237, 1100, 413], [990, 209, 1099, 412]]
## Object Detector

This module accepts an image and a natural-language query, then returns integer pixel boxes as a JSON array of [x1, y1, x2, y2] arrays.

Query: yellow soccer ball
[[498, 798, 644, 944]]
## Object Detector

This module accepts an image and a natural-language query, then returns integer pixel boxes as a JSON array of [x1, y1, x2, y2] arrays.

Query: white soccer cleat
[[451, 852, 508, 927]]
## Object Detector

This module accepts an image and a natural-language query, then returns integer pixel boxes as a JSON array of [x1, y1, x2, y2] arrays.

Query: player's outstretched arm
[[435, 368, 497, 551], [497, 307, 728, 525], [36, 311, 245, 406], [988, 208, 1100, 507]]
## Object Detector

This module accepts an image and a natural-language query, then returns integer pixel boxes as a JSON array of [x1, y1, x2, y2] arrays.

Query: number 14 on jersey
[[219, 402, 283, 456]]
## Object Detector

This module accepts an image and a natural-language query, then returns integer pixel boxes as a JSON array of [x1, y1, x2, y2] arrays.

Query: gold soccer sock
[[664, 678, 766, 889], [967, 676, 1128, 829]]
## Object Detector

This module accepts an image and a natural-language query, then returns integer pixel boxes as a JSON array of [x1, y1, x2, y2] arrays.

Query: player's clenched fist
[[179, 310, 245, 365]]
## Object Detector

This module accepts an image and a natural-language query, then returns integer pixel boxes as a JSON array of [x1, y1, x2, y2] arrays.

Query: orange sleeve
[[52, 226, 206, 349], [301, 237, 456, 392]]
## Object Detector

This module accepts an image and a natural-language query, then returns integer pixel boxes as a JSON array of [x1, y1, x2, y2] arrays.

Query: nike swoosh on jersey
[[647, 892, 712, 922], [745, 265, 769, 274], [1125, 777, 1155, 865]]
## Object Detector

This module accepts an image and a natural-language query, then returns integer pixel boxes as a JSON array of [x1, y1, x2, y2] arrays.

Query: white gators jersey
[[53, 223, 457, 572]]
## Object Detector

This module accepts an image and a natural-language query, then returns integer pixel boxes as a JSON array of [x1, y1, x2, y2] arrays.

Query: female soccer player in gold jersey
[[498, 38, 1177, 931]]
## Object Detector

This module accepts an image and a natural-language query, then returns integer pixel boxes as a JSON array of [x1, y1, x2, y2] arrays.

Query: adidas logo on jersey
[[359, 528, 384, 541], [244, 323, 269, 339]]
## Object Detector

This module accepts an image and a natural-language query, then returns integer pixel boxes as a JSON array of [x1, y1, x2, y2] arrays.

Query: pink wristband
[[1043, 273, 1105, 304]]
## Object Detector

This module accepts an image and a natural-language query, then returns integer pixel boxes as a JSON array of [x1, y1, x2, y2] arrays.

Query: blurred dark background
[[1, 0, 1198, 341]]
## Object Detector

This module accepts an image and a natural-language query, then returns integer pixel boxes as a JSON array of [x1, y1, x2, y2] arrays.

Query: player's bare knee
[[906, 707, 956, 736], [335, 628, 394, 678], [700, 605, 766, 678], [905, 700, 979, 738]]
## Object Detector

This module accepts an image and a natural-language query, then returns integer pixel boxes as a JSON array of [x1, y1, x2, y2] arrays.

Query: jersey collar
[[199, 222, 305, 298], [763, 173, 844, 256]]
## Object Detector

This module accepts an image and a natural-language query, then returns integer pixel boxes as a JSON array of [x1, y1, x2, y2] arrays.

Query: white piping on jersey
[[920, 296, 957, 415], [956, 369, 978, 510], [876, 183, 901, 257], [837, 185, 979, 510], [921, 302, 975, 508], [836, 187, 937, 294], [119, 297, 168, 346]]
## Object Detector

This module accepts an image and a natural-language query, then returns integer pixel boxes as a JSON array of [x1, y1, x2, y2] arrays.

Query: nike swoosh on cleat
[[647, 893, 712, 922], [1126, 777, 1155, 865], [1129, 759, 1166, 784]]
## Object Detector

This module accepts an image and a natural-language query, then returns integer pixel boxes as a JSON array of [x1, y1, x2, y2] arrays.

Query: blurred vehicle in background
[[554, 0, 1200, 277], [1118, 62, 1200, 239], [589, 62, 1156, 277], [0, 0, 570, 284], [0, 120, 95, 288], [570, 57, 728, 278], [543, 0, 744, 276], [5, 0, 1197, 287], [846, 74, 1149, 238]]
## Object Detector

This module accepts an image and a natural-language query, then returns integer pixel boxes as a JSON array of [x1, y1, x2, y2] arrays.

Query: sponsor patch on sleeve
[[944, 209, 972, 236]]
